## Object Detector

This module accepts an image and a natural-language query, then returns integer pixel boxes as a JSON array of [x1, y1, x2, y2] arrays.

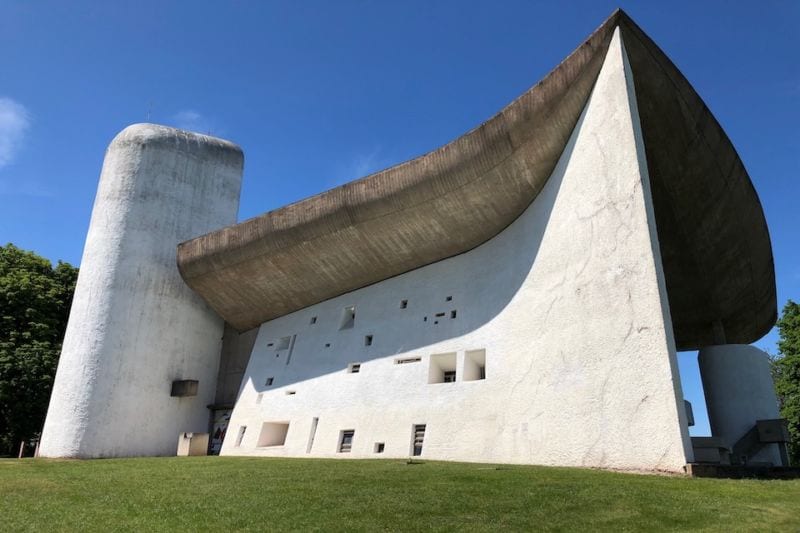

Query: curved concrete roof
[[177, 10, 775, 350]]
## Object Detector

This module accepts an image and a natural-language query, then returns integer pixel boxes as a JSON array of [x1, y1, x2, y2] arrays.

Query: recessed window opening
[[286, 390, 296, 396], [400, 299, 408, 309], [423, 316, 428, 322], [339, 306, 356, 330], [257, 422, 289, 447], [348, 363, 361, 374], [445, 296, 452, 301], [464, 349, 486, 381], [307, 417, 319, 453], [267, 342, 274, 347], [265, 377, 274, 386], [310, 316, 317, 325], [435, 312, 445, 318], [325, 343, 331, 348], [374, 442, 385, 453], [412, 424, 426, 456], [450, 310, 457, 319], [395, 356, 422, 365], [235, 426, 247, 447], [339, 430, 355, 453], [276, 336, 291, 350], [364, 335, 373, 346], [428, 352, 457, 384]]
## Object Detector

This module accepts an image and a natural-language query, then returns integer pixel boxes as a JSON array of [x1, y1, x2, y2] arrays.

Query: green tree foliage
[[774, 300, 800, 465], [0, 243, 78, 456]]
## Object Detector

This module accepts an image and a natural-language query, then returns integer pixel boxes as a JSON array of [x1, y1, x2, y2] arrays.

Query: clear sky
[[1, 1, 797, 437]]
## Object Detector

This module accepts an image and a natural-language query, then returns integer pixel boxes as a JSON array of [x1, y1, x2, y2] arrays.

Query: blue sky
[[1, 1, 797, 436]]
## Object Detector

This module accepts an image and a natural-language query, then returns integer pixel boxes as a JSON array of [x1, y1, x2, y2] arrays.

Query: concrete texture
[[698, 345, 783, 465], [221, 29, 692, 472], [40, 124, 243, 458], [176, 10, 775, 351]]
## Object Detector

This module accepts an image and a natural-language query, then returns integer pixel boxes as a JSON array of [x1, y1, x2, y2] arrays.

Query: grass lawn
[[1, 457, 799, 532]]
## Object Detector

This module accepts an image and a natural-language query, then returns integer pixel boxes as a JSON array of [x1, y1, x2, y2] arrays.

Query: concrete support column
[[698, 344, 783, 465]]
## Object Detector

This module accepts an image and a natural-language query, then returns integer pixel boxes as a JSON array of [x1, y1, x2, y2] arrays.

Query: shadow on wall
[[233, 96, 595, 398]]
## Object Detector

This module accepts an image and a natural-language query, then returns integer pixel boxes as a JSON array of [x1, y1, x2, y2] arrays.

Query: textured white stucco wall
[[222, 30, 692, 472], [698, 344, 783, 465], [40, 124, 243, 458]]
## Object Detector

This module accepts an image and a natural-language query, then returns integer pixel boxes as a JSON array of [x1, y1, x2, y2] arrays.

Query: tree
[[0, 243, 78, 456], [773, 300, 800, 465]]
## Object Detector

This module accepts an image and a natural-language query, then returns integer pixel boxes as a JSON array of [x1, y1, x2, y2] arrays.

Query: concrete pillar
[[698, 344, 783, 465], [40, 124, 243, 458]]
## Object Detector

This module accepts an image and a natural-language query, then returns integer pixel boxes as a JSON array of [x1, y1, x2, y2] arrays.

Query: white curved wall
[[40, 124, 243, 458], [698, 344, 782, 465], [222, 30, 692, 472]]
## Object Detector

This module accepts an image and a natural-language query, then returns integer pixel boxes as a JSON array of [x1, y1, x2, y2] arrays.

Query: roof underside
[[177, 10, 776, 350]]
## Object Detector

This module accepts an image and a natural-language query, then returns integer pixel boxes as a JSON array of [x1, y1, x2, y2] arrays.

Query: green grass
[[1, 457, 799, 532]]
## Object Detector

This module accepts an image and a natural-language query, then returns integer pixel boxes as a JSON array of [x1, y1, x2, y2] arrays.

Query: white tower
[[40, 124, 243, 458]]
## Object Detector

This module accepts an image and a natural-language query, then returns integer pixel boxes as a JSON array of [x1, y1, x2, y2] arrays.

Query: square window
[[374, 442, 385, 453], [257, 422, 289, 447], [464, 349, 486, 381], [429, 352, 457, 384], [265, 377, 274, 386], [348, 363, 361, 374]]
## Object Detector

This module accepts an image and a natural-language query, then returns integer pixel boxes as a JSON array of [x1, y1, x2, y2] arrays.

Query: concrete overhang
[[177, 9, 776, 350]]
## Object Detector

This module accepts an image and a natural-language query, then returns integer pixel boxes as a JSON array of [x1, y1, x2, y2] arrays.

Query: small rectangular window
[[339, 430, 355, 453], [395, 356, 422, 365], [443, 370, 456, 383], [450, 310, 457, 319], [306, 417, 319, 454], [374, 442, 385, 453], [286, 390, 296, 396], [445, 296, 452, 301], [435, 312, 446, 318], [235, 425, 247, 447], [265, 377, 274, 386], [400, 299, 408, 309], [339, 306, 356, 330], [364, 335, 373, 346], [412, 424, 426, 456], [310, 316, 317, 325], [348, 363, 361, 374]]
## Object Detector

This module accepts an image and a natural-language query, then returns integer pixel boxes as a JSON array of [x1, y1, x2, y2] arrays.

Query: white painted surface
[[698, 344, 782, 464], [40, 124, 243, 458], [222, 30, 692, 471]]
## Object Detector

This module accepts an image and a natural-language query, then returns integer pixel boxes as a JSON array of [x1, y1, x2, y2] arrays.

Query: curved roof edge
[[176, 10, 776, 349]]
